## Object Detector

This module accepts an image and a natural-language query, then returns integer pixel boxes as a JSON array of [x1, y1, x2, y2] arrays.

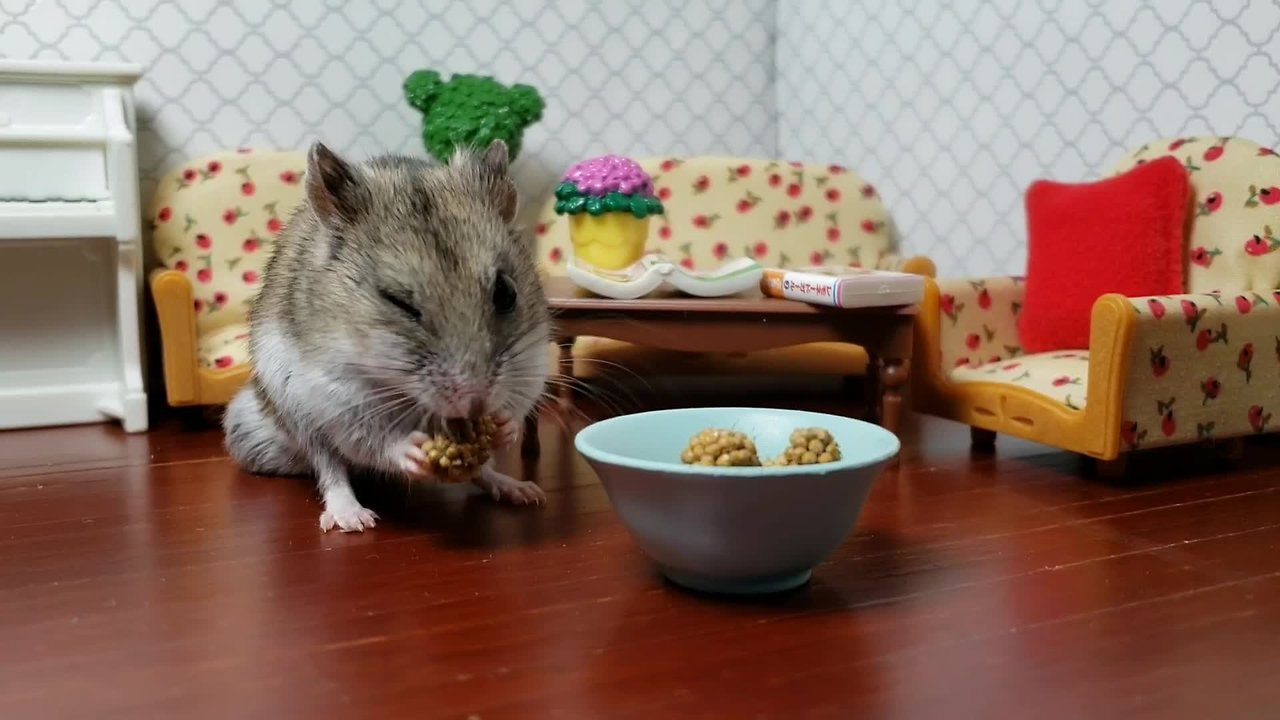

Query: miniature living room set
[[3, 1, 1280, 717]]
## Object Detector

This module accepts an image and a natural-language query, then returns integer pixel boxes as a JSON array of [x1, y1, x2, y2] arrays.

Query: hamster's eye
[[493, 271, 517, 315], [379, 288, 421, 321]]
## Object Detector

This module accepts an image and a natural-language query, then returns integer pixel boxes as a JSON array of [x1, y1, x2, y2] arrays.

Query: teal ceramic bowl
[[575, 407, 900, 595]]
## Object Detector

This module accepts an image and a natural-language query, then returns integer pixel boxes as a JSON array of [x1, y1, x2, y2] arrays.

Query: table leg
[[524, 336, 575, 459], [879, 356, 908, 437], [521, 411, 540, 458], [558, 336, 576, 412], [863, 354, 882, 425], [114, 239, 149, 432]]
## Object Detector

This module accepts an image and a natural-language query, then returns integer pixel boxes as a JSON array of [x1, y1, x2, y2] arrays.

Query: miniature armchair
[[533, 155, 936, 379], [914, 136, 1280, 476], [148, 149, 307, 407]]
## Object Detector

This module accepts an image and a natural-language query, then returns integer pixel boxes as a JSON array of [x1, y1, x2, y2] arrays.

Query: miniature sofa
[[148, 149, 306, 406], [147, 150, 937, 408], [913, 135, 1280, 475], [533, 156, 936, 379]]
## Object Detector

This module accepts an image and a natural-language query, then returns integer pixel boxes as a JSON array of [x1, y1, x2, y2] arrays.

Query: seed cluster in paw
[[680, 427, 842, 467], [418, 417, 498, 482]]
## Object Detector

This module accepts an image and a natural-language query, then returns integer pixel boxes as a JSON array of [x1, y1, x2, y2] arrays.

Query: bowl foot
[[662, 568, 812, 596]]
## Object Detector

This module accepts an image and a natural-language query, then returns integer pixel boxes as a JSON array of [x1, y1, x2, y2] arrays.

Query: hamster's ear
[[480, 139, 518, 224], [306, 141, 368, 225], [481, 139, 509, 176]]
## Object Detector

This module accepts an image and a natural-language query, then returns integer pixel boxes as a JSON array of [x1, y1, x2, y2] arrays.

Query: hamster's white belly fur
[[252, 319, 410, 474]]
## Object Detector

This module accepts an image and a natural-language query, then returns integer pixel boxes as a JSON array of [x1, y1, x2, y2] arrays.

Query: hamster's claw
[[474, 465, 546, 506], [319, 505, 379, 533], [396, 432, 432, 479]]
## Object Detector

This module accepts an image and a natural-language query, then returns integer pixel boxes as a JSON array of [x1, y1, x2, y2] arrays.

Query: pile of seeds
[[680, 426, 841, 468], [762, 427, 842, 466], [680, 428, 760, 467]]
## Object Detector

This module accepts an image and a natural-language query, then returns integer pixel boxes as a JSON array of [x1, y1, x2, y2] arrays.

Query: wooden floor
[[2, 388, 1279, 720]]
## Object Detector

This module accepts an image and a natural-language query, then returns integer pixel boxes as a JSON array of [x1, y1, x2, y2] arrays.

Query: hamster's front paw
[[491, 410, 520, 450], [474, 465, 546, 506], [393, 431, 432, 479]]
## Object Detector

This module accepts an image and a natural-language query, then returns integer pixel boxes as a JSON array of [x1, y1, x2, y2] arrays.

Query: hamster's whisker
[[344, 360, 419, 373], [343, 392, 412, 420], [568, 356, 652, 389], [526, 393, 576, 435], [321, 384, 415, 415], [531, 390, 593, 431], [343, 362, 426, 379], [563, 365, 651, 411], [343, 368, 417, 378], [509, 371, 635, 418], [384, 398, 425, 439], [538, 377, 629, 417], [347, 397, 419, 435], [346, 357, 418, 368], [509, 332, 562, 361], [549, 364, 647, 412], [317, 384, 418, 428]]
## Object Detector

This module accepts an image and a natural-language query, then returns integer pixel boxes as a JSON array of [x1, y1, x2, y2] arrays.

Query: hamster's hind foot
[[318, 469, 379, 532], [320, 499, 379, 533], [474, 464, 545, 506], [223, 384, 310, 476]]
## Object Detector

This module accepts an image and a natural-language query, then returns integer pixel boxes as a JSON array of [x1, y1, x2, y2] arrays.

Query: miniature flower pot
[[568, 212, 651, 270], [554, 154, 664, 271]]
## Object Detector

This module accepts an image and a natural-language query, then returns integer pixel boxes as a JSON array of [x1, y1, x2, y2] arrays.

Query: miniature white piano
[[0, 59, 148, 433]]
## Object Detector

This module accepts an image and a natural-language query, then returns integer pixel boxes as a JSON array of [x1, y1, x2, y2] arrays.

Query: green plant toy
[[403, 70, 545, 162]]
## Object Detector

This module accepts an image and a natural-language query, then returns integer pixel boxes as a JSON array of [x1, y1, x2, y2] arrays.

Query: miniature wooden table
[[521, 277, 915, 458]]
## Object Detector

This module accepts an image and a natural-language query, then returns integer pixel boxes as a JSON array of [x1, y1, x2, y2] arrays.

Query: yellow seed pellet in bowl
[[680, 425, 841, 468], [680, 428, 760, 467], [771, 427, 841, 466]]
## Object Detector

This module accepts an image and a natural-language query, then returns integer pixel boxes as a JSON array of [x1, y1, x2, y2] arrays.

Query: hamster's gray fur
[[222, 139, 551, 532]]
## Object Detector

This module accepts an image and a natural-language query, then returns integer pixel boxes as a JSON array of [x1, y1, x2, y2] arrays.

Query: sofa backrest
[[532, 155, 895, 274], [149, 149, 307, 337], [1108, 136, 1280, 293]]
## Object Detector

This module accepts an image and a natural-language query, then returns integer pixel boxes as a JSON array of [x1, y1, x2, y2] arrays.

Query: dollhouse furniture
[[0, 59, 148, 432], [148, 149, 306, 407], [523, 277, 914, 459], [533, 156, 936, 380], [148, 149, 937, 409], [913, 135, 1280, 476]]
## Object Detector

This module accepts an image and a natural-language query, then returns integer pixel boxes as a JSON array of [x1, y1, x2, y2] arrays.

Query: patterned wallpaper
[[776, 0, 1280, 278], [6, 0, 1274, 278], [0, 0, 778, 227]]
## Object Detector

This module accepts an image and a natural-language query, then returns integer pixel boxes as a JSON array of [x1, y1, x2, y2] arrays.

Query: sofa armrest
[[930, 276, 1026, 370], [875, 251, 936, 278], [913, 275, 1026, 414], [1092, 291, 1280, 452], [149, 268, 200, 406]]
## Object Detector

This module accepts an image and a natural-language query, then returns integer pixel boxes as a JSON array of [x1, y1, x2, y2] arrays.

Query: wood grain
[[1, 395, 1278, 720]]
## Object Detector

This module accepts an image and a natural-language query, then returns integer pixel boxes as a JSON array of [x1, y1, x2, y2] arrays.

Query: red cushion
[[1018, 155, 1190, 353]]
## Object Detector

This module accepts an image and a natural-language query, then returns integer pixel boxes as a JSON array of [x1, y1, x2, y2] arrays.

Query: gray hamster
[[222, 139, 551, 532]]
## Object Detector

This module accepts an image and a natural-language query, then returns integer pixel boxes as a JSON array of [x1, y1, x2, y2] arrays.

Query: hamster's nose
[[440, 380, 490, 419]]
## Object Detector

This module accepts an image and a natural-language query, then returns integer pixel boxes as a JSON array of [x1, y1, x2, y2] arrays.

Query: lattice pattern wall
[[1, 0, 778, 226], [777, 0, 1280, 277], [5, 0, 1274, 276]]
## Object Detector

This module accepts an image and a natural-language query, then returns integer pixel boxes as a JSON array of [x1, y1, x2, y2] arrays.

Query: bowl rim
[[573, 406, 901, 477]]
